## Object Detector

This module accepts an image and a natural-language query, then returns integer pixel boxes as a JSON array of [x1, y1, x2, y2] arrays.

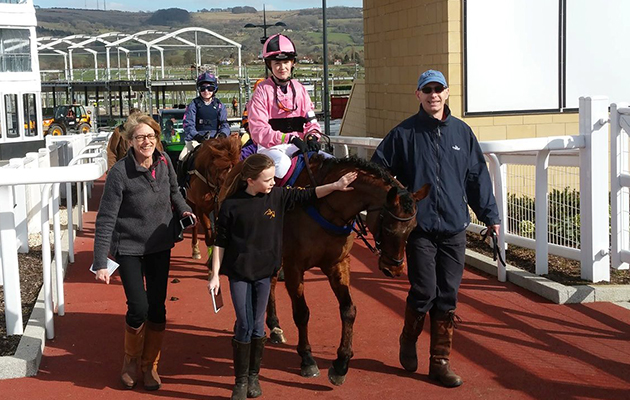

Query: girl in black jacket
[[208, 154, 355, 399]]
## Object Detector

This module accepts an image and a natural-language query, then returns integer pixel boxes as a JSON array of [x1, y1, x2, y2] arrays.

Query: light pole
[[322, 0, 330, 137], [244, 4, 287, 45]]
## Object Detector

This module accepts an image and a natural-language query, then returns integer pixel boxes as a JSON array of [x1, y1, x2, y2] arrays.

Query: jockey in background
[[180, 72, 230, 161], [247, 34, 323, 180]]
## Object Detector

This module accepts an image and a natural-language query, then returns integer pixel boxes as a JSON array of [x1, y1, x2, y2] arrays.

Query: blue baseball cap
[[417, 69, 448, 90]]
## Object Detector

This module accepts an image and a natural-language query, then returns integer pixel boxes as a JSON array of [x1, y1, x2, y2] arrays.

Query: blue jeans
[[229, 277, 271, 342]]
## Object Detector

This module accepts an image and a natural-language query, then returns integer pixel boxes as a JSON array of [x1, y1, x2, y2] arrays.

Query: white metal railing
[[0, 133, 108, 338], [329, 96, 611, 283]]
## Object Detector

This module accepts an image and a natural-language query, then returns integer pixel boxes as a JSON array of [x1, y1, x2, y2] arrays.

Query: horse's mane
[[195, 135, 241, 174], [319, 155, 415, 214]]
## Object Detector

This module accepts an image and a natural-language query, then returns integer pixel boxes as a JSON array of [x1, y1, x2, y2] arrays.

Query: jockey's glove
[[305, 134, 321, 152], [193, 133, 207, 143], [290, 136, 308, 154]]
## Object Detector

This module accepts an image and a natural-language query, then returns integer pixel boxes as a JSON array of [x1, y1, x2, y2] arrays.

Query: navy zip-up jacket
[[371, 104, 500, 235]]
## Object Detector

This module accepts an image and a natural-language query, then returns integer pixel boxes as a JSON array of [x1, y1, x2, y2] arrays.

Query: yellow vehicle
[[42, 104, 91, 136]]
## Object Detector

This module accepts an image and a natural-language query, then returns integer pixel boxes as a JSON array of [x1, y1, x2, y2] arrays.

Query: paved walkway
[[0, 180, 629, 399]]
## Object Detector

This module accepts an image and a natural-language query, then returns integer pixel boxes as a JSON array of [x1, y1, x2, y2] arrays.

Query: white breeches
[[257, 144, 333, 179], [179, 140, 200, 161]]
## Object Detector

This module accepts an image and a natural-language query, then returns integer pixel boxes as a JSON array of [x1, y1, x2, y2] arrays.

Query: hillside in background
[[35, 7, 364, 70]]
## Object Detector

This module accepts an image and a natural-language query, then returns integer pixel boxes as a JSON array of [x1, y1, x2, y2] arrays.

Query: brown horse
[[223, 153, 429, 386], [185, 135, 241, 260]]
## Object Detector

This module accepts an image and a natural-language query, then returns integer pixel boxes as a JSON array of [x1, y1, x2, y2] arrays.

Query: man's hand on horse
[[334, 171, 358, 191], [305, 133, 321, 152], [290, 136, 308, 154], [193, 133, 206, 143]]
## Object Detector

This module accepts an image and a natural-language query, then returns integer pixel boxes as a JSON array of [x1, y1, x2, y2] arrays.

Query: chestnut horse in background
[[185, 135, 241, 260], [223, 154, 429, 386]]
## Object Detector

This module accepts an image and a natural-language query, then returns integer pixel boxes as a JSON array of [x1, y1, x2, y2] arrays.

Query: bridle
[[354, 205, 417, 268]]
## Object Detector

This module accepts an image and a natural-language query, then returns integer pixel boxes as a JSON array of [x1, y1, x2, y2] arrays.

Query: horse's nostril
[[382, 268, 393, 278]]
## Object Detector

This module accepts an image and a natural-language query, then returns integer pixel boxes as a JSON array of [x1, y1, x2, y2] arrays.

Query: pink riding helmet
[[262, 34, 297, 61]]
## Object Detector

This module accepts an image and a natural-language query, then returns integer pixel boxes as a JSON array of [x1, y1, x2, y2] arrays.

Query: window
[[23, 93, 37, 137], [5, 94, 19, 138], [0, 29, 31, 73]]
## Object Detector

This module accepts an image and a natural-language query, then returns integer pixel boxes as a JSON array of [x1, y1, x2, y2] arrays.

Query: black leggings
[[116, 250, 171, 328], [405, 230, 466, 314], [229, 277, 271, 343]]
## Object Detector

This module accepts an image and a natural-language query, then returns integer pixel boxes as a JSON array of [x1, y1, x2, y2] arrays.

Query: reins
[[480, 227, 506, 267]]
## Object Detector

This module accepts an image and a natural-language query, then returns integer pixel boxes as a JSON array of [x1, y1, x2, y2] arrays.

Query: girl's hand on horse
[[95, 268, 110, 284], [182, 211, 197, 227], [208, 274, 220, 296], [334, 172, 358, 191]]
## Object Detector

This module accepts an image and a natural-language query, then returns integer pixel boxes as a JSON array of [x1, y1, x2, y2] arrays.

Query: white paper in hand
[[90, 258, 120, 277]]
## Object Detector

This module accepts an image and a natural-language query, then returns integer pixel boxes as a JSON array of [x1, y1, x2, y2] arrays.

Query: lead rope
[[480, 227, 507, 267], [353, 214, 378, 254]]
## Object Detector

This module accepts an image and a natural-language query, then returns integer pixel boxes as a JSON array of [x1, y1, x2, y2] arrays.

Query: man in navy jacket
[[371, 69, 500, 388]]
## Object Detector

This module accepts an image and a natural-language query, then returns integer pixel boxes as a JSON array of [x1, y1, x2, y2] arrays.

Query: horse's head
[[365, 184, 430, 277]]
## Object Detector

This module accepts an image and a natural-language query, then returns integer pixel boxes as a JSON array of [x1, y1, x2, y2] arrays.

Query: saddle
[[176, 145, 202, 196]]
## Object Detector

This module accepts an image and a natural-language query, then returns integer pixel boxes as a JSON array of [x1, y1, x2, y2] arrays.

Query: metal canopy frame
[[36, 27, 242, 82]]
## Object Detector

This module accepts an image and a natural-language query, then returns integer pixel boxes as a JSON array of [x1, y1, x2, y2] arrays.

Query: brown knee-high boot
[[141, 321, 166, 391], [428, 309, 462, 388], [399, 304, 426, 372], [247, 336, 266, 398], [232, 339, 251, 400], [121, 323, 145, 389]]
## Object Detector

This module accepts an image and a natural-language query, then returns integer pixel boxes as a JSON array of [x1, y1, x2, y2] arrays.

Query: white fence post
[[535, 150, 550, 275], [9, 158, 29, 254], [0, 185, 24, 335], [578, 96, 610, 282], [610, 103, 630, 270]]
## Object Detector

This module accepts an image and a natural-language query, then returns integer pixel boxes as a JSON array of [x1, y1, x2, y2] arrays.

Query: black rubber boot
[[231, 339, 251, 400], [247, 336, 267, 398]]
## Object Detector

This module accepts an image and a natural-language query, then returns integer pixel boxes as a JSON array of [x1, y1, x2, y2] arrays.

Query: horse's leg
[[201, 211, 215, 269], [284, 263, 319, 378], [326, 257, 356, 386], [191, 221, 201, 259], [265, 273, 286, 344]]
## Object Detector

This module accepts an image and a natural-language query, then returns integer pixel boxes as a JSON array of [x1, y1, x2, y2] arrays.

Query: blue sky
[[34, 1, 362, 12]]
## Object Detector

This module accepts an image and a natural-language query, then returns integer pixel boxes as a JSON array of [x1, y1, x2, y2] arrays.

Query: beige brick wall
[[339, 79, 367, 137], [364, 0, 580, 139]]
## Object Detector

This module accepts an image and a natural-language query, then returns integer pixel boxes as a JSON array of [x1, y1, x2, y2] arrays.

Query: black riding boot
[[399, 303, 426, 372], [232, 339, 251, 400], [247, 336, 267, 398]]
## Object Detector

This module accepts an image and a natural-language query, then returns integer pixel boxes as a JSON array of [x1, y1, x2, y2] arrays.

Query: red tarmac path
[[0, 179, 629, 399]]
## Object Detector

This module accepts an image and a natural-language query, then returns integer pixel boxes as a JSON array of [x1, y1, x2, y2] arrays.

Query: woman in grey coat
[[93, 112, 196, 391]]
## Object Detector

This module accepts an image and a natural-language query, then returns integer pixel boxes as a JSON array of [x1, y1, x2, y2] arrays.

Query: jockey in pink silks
[[248, 33, 329, 180]]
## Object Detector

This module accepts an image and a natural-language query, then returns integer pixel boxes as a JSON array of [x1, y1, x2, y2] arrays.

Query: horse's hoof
[[301, 364, 320, 378], [269, 327, 286, 344], [192, 252, 201, 259], [327, 367, 347, 386]]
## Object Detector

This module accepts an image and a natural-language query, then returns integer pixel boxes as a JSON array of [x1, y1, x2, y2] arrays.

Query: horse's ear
[[412, 184, 431, 202], [386, 187, 399, 205]]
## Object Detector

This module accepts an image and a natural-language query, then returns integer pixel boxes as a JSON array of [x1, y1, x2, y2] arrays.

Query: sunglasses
[[199, 86, 215, 92], [420, 85, 446, 94]]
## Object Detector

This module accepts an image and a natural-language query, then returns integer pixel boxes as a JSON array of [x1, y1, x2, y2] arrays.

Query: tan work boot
[[141, 321, 166, 391], [121, 323, 145, 389], [428, 309, 463, 388]]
